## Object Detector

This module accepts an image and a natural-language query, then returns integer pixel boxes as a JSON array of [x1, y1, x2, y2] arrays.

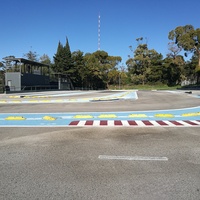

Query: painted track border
[[68, 120, 200, 127], [1, 120, 200, 127]]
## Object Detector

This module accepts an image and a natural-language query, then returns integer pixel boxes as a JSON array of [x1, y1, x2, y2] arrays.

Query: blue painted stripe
[[0, 106, 200, 126]]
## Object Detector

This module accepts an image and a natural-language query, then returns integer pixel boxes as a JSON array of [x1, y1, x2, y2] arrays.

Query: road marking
[[69, 121, 79, 126], [43, 116, 57, 121], [1, 118, 200, 127], [93, 120, 100, 126], [98, 114, 117, 118], [69, 120, 200, 127], [129, 114, 147, 118], [5, 116, 26, 120], [121, 120, 130, 126], [182, 112, 200, 117], [73, 115, 93, 119], [85, 120, 93, 125], [98, 155, 168, 161], [77, 120, 87, 126], [155, 113, 174, 118], [0, 91, 137, 104], [135, 120, 145, 126], [149, 120, 161, 126], [108, 120, 115, 126], [68, 120, 200, 127], [190, 120, 200, 125]]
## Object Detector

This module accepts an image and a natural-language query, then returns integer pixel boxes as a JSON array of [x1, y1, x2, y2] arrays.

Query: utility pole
[[98, 13, 101, 50]]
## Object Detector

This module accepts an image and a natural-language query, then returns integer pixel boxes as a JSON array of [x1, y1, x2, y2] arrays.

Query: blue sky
[[1, 0, 200, 65]]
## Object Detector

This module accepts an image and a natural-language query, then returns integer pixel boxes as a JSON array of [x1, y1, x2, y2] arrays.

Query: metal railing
[[3, 85, 58, 93]]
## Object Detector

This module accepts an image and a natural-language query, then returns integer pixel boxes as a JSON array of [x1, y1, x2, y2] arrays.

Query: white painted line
[[26, 118, 42, 120], [135, 120, 145, 126], [107, 120, 115, 126], [121, 120, 130, 126], [60, 116, 73, 119], [77, 121, 86, 126], [191, 120, 200, 125], [149, 120, 162, 126], [178, 120, 192, 126], [163, 120, 177, 126], [98, 155, 168, 161], [93, 120, 100, 126]]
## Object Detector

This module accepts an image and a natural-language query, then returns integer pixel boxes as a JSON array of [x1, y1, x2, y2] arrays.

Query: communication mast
[[98, 13, 101, 50]]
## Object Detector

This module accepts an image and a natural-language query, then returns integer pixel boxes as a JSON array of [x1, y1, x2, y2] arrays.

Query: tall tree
[[39, 54, 51, 76], [127, 43, 151, 85], [53, 41, 64, 73], [92, 51, 122, 88], [168, 25, 200, 83], [182, 54, 198, 84], [164, 42, 185, 85], [63, 37, 73, 73], [146, 52, 164, 84], [162, 57, 182, 86], [167, 42, 182, 59], [2, 56, 15, 71], [53, 38, 73, 76], [127, 38, 165, 85], [106, 55, 122, 88], [0, 62, 4, 71], [83, 53, 103, 89], [24, 50, 38, 61], [71, 50, 85, 87], [40, 54, 51, 65]]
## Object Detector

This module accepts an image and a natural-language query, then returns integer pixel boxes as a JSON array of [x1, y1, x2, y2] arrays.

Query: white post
[[58, 77, 61, 90]]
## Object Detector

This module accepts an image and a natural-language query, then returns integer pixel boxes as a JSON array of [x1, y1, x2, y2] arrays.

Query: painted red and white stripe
[[69, 120, 200, 127]]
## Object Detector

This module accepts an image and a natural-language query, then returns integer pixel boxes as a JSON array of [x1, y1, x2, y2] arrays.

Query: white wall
[[5, 72, 21, 91]]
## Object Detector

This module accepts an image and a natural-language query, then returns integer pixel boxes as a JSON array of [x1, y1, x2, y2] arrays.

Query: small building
[[4, 57, 51, 92], [3, 57, 74, 92]]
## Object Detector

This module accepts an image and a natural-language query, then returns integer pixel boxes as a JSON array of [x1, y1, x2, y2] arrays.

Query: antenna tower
[[98, 13, 101, 50]]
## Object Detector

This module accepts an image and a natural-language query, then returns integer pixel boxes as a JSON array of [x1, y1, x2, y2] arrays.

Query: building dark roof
[[3, 57, 49, 67]]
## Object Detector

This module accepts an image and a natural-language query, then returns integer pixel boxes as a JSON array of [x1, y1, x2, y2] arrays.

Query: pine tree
[[53, 41, 64, 73], [53, 38, 73, 75], [63, 37, 73, 74]]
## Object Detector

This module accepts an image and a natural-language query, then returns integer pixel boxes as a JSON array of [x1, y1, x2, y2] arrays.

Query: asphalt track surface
[[0, 89, 200, 112], [0, 90, 200, 127], [1, 90, 200, 200]]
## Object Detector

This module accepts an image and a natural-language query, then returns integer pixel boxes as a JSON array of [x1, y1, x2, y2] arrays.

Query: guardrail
[[21, 85, 59, 91]]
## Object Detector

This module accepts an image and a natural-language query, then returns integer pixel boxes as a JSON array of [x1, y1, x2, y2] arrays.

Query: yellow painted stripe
[[155, 114, 174, 118], [73, 115, 93, 118], [93, 98, 100, 100], [129, 114, 147, 118], [9, 96, 20, 98], [98, 114, 117, 118], [0, 101, 7, 103], [40, 100, 51, 103], [28, 100, 39, 103], [182, 112, 200, 117], [5, 116, 26, 120], [43, 116, 56, 121]]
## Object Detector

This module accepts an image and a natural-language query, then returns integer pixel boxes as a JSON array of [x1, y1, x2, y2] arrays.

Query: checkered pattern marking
[[69, 120, 200, 127]]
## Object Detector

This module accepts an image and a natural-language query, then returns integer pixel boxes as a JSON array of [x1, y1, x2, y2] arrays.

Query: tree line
[[1, 24, 200, 89], [127, 25, 200, 87]]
